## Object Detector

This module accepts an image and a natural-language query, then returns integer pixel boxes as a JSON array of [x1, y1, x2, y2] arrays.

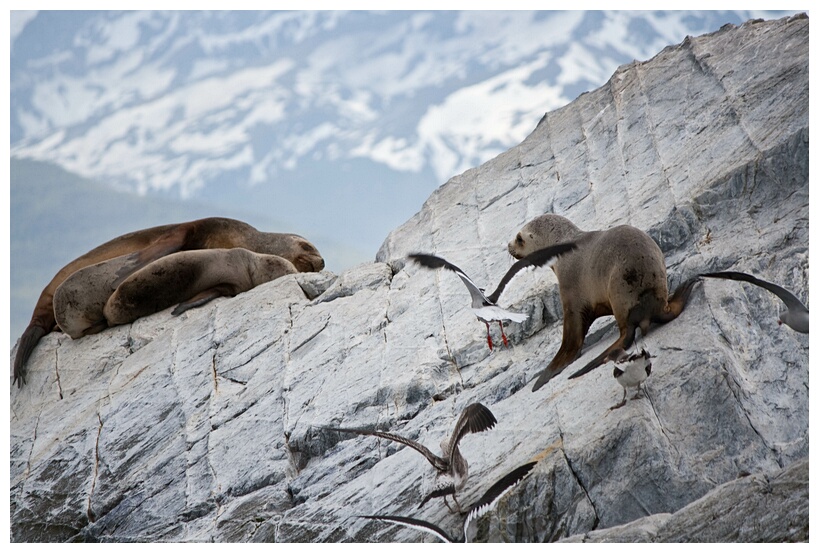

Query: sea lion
[[53, 253, 135, 339], [507, 214, 698, 391], [103, 248, 298, 326], [13, 217, 324, 386]]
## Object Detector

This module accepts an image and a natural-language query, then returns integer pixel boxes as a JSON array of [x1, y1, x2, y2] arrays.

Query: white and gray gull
[[607, 347, 653, 410], [326, 403, 497, 513], [409, 243, 577, 350], [360, 461, 537, 543], [701, 271, 808, 333]]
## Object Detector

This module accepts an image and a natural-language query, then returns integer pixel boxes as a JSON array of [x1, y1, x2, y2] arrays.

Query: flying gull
[[607, 348, 653, 410], [326, 403, 497, 513], [701, 271, 808, 333], [360, 461, 537, 543], [409, 243, 577, 350]]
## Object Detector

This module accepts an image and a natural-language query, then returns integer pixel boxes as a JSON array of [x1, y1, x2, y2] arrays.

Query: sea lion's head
[[253, 232, 325, 272], [291, 237, 325, 273], [508, 214, 581, 259]]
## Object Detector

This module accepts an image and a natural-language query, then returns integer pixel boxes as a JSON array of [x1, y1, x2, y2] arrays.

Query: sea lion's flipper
[[171, 287, 233, 316], [567, 345, 615, 380], [112, 226, 193, 287], [531, 307, 588, 391], [653, 276, 700, 324], [13, 324, 48, 387], [568, 321, 636, 380]]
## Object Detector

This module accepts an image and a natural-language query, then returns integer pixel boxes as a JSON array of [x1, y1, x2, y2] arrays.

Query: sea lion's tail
[[566, 326, 637, 380], [652, 276, 701, 324], [13, 324, 48, 388]]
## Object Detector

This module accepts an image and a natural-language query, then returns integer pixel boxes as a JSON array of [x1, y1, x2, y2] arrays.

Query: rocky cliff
[[10, 15, 809, 542]]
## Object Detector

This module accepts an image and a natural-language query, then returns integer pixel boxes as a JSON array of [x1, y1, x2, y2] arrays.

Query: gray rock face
[[560, 458, 808, 543], [10, 15, 808, 543]]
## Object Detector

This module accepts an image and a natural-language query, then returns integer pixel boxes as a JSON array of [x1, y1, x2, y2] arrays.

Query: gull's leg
[[610, 388, 627, 410], [498, 320, 509, 347], [452, 494, 464, 515], [484, 321, 493, 350]]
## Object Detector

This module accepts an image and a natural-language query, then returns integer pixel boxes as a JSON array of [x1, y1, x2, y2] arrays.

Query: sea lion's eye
[[515, 234, 524, 245]]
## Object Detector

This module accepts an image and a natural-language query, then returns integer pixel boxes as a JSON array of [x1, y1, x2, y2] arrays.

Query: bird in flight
[[360, 461, 537, 543], [701, 271, 808, 333], [326, 402, 497, 513], [409, 243, 577, 350]]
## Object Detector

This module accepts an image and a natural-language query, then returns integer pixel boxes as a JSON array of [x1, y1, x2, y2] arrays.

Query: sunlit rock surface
[[11, 15, 808, 542]]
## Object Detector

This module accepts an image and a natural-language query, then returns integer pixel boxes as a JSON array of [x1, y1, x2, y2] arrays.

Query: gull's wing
[[701, 271, 807, 312], [359, 515, 457, 543], [486, 242, 577, 304], [626, 349, 652, 363], [463, 461, 538, 540], [325, 426, 446, 471], [361, 461, 536, 544], [447, 403, 498, 467], [409, 253, 490, 305]]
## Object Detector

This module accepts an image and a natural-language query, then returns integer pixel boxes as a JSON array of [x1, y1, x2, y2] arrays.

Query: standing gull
[[360, 461, 537, 543], [607, 348, 653, 410], [409, 243, 576, 350], [701, 271, 808, 333], [327, 403, 497, 513]]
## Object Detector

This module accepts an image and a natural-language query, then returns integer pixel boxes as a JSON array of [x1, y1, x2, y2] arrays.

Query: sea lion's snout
[[310, 255, 326, 272], [297, 252, 325, 272], [507, 232, 528, 259], [507, 243, 523, 259]]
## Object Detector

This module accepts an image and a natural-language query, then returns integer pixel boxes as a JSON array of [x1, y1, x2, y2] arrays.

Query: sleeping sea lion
[[507, 214, 698, 391], [13, 217, 324, 386], [103, 248, 298, 326], [53, 253, 135, 339]]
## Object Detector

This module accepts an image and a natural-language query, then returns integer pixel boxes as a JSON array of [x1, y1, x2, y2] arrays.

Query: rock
[[561, 458, 808, 543], [10, 15, 808, 543]]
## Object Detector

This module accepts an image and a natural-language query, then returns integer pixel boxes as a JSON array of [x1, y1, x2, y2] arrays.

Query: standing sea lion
[[103, 248, 298, 326], [507, 214, 698, 391], [13, 217, 324, 386]]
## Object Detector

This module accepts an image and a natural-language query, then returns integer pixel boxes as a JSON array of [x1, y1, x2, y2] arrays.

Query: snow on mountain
[[12, 11, 790, 194], [9, 10, 796, 345]]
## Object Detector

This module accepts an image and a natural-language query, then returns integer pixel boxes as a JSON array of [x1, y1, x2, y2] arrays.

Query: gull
[[701, 271, 808, 333], [327, 403, 497, 513], [360, 461, 537, 543], [409, 243, 577, 350], [607, 348, 653, 410]]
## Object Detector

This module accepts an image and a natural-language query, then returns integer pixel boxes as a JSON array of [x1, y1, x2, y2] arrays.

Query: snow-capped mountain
[[9, 10, 794, 342]]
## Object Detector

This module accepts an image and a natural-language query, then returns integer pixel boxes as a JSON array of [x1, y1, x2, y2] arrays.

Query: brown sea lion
[[507, 214, 698, 391], [103, 248, 298, 326], [55, 249, 299, 339], [13, 217, 324, 387], [53, 253, 135, 339]]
